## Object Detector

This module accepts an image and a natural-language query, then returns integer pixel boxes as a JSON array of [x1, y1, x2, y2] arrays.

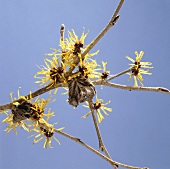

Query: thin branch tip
[[159, 87, 170, 92], [60, 24, 65, 30]]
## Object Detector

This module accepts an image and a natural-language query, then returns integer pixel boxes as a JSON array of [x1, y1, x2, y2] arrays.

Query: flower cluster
[[2, 90, 63, 148], [126, 51, 153, 86], [0, 27, 155, 149], [34, 30, 103, 86], [34, 29, 111, 106], [1, 29, 114, 148]]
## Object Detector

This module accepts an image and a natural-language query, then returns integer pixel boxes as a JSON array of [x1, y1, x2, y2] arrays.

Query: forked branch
[[54, 129, 149, 169]]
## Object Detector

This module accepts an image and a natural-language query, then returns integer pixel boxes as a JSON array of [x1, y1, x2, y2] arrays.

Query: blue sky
[[0, 1, 170, 169]]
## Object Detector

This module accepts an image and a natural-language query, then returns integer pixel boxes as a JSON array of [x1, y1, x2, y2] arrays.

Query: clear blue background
[[0, 1, 170, 169]]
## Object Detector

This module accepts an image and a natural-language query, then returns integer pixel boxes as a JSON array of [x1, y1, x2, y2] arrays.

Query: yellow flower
[[28, 97, 52, 122], [45, 30, 88, 69], [64, 29, 88, 56], [34, 57, 66, 89], [78, 55, 102, 80], [100, 61, 110, 80], [29, 118, 64, 148], [126, 51, 153, 86], [82, 95, 112, 123], [46, 29, 99, 71]]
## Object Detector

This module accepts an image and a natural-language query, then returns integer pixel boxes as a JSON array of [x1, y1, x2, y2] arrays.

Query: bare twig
[[81, 0, 123, 59], [60, 24, 66, 65], [88, 100, 109, 152], [88, 100, 104, 150], [65, 0, 124, 77], [93, 81, 170, 94], [107, 67, 133, 81], [54, 129, 149, 169], [88, 100, 118, 169]]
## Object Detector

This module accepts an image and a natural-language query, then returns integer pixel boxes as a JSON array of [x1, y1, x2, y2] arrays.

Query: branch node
[[111, 15, 120, 25]]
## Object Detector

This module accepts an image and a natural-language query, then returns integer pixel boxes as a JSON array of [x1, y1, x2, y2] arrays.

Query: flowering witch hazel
[[0, 25, 155, 151], [82, 95, 112, 123], [126, 51, 153, 86], [34, 57, 66, 87], [100, 61, 110, 80], [0, 1, 168, 168], [34, 29, 102, 98], [1, 28, 112, 147], [29, 118, 64, 148], [1, 89, 63, 148]]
